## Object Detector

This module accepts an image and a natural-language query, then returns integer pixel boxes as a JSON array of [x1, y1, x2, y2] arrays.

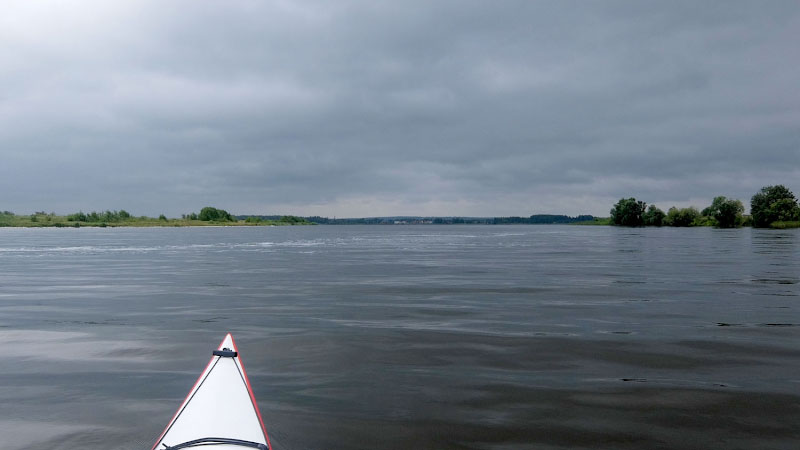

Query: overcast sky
[[1, 1, 798, 217]]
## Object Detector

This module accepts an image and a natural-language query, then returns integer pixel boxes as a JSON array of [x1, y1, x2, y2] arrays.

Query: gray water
[[0, 225, 798, 450]]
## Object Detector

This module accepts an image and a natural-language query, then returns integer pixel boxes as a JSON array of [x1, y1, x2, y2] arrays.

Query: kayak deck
[[152, 334, 271, 450]]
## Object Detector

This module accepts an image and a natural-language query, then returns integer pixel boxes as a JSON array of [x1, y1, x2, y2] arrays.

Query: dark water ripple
[[0, 226, 798, 449]]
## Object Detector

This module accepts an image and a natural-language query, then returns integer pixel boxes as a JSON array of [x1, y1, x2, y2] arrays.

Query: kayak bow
[[152, 334, 271, 450]]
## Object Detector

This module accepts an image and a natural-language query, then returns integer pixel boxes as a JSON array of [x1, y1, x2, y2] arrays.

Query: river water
[[0, 225, 798, 450]]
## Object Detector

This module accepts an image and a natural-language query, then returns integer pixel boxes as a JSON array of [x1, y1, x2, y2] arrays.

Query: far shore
[[0, 220, 314, 228], [0, 212, 314, 228], [1, 211, 798, 229]]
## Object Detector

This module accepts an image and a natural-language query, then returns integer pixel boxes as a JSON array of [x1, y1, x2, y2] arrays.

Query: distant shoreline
[[3, 222, 800, 229], [0, 212, 599, 228], [0, 211, 315, 228], [2, 211, 798, 229]]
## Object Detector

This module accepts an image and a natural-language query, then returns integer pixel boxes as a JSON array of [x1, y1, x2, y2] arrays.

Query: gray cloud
[[1, 0, 798, 217]]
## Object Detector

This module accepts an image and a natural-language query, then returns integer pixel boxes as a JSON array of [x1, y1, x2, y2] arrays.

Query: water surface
[[0, 225, 798, 449]]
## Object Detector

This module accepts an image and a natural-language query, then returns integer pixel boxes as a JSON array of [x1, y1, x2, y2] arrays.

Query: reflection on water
[[0, 226, 799, 449]]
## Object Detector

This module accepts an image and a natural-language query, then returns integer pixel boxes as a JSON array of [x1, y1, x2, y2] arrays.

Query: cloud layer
[[1, 1, 798, 216]]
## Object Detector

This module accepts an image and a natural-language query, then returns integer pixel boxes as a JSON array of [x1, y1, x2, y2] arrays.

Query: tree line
[[182, 207, 234, 222], [492, 215, 595, 225], [610, 185, 800, 228], [66, 210, 133, 222]]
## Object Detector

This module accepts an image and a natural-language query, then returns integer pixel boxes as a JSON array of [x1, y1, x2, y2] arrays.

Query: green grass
[[770, 221, 800, 229], [0, 213, 313, 228]]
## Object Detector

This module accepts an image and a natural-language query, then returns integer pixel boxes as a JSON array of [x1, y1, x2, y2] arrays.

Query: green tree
[[67, 211, 87, 222], [642, 205, 665, 226], [610, 198, 646, 226], [279, 215, 307, 224], [771, 198, 800, 221], [751, 185, 800, 227], [701, 196, 727, 217], [704, 196, 744, 228], [198, 207, 234, 222], [664, 206, 700, 227], [159, 214, 168, 221]]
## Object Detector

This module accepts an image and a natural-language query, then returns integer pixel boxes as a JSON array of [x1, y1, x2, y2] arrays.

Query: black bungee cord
[[162, 437, 268, 449]]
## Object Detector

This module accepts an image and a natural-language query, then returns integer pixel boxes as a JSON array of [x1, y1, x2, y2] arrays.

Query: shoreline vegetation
[[0, 207, 314, 228], [608, 185, 800, 229], [1, 185, 798, 229]]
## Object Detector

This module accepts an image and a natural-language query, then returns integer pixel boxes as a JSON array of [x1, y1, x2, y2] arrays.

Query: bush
[[198, 207, 234, 222], [693, 215, 716, 227], [703, 196, 744, 228], [610, 198, 646, 226], [664, 207, 700, 227], [715, 198, 745, 228], [642, 205, 665, 226], [245, 216, 262, 223], [67, 212, 88, 222], [279, 215, 308, 224], [68, 210, 134, 223], [751, 185, 800, 227]]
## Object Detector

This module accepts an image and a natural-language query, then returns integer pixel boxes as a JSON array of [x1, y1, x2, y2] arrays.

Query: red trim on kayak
[[150, 336, 223, 450], [230, 333, 273, 450]]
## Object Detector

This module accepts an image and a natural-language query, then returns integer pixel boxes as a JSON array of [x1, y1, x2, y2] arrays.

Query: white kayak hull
[[152, 334, 271, 450]]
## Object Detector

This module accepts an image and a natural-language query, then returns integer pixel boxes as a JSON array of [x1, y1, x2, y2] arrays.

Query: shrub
[[702, 196, 745, 228], [751, 185, 800, 227], [715, 199, 744, 228], [664, 207, 700, 227], [642, 205, 665, 226], [610, 198, 646, 226], [198, 207, 233, 222], [279, 215, 308, 224], [67, 212, 88, 222]]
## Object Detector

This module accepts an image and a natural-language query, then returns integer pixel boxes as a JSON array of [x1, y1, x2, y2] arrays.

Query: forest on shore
[[2, 186, 798, 229], [609, 185, 800, 229]]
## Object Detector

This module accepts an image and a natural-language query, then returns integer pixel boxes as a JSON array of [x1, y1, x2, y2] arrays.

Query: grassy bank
[[769, 221, 800, 229]]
